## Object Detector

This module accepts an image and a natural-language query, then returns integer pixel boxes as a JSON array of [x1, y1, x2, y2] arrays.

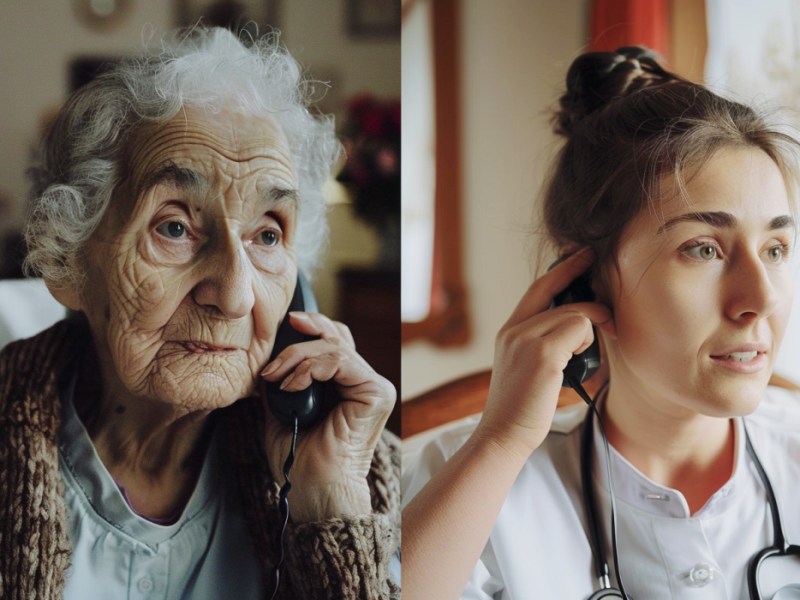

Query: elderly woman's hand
[[260, 311, 395, 523]]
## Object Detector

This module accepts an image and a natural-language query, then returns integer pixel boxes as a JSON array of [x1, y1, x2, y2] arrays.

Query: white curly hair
[[25, 27, 339, 289]]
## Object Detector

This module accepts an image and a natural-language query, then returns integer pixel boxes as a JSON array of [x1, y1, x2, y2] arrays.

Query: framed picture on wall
[[346, 0, 400, 37], [175, 0, 280, 33], [72, 0, 133, 31]]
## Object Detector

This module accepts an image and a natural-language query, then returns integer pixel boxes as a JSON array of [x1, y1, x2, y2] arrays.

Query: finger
[[541, 311, 598, 358], [309, 350, 374, 390], [260, 336, 349, 379], [279, 352, 342, 390], [500, 301, 611, 351], [550, 302, 613, 331], [275, 346, 384, 393], [279, 351, 393, 413], [502, 307, 599, 358], [549, 302, 616, 339], [287, 311, 354, 346], [333, 321, 356, 348], [506, 247, 595, 327]]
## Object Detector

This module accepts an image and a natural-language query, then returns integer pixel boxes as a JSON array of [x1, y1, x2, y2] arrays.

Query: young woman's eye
[[682, 242, 719, 261], [764, 243, 790, 264], [259, 229, 281, 247], [155, 220, 188, 239]]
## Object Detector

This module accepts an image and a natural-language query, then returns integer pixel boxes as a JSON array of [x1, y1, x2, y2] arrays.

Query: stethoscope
[[574, 380, 800, 600]]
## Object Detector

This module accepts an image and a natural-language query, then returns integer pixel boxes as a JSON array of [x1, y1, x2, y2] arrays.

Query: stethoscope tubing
[[578, 386, 791, 600], [579, 391, 629, 599]]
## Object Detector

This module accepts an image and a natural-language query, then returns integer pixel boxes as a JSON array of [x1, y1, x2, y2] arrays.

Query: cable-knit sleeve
[[283, 431, 401, 599], [223, 399, 401, 600], [0, 321, 77, 600]]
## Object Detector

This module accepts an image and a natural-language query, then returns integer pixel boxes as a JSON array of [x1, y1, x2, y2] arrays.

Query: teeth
[[725, 351, 758, 361]]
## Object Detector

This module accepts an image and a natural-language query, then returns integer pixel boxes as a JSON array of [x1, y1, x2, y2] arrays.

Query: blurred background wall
[[401, 0, 590, 399]]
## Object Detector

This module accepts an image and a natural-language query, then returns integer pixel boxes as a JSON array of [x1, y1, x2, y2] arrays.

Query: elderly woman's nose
[[191, 241, 255, 318]]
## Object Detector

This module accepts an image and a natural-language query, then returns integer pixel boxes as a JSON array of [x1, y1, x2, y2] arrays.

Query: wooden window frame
[[401, 0, 470, 347]]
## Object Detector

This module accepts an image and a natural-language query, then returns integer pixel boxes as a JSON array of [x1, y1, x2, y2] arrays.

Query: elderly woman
[[0, 28, 399, 599]]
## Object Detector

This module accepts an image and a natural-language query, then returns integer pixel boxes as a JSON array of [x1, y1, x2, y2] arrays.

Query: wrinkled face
[[605, 146, 796, 418], [76, 107, 298, 411]]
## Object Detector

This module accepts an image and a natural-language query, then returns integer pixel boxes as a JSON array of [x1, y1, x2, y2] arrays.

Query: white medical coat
[[402, 386, 800, 599]]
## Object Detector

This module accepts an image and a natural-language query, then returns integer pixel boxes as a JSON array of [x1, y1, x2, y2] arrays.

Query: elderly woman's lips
[[181, 341, 237, 353]]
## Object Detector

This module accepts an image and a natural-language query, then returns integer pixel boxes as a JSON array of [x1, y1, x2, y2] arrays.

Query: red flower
[[338, 94, 401, 229]]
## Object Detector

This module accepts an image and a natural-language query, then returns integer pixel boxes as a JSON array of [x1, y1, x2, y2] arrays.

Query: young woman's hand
[[475, 248, 614, 460], [260, 312, 395, 523]]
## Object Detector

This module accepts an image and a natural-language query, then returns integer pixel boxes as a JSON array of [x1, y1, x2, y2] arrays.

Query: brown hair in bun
[[542, 45, 800, 295]]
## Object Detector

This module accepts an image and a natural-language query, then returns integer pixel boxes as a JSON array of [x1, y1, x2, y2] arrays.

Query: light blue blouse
[[58, 382, 265, 599]]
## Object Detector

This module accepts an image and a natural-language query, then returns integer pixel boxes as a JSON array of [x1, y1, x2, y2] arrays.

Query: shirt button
[[137, 577, 154, 593], [687, 563, 715, 587]]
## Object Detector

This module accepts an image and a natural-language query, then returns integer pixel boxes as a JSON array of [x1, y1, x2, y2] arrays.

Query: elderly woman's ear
[[45, 279, 83, 312]]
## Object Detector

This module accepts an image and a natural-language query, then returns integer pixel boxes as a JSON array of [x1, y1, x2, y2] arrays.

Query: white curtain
[[400, 0, 435, 322], [705, 0, 800, 381]]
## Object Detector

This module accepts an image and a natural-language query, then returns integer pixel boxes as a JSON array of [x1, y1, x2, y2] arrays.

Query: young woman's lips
[[710, 345, 768, 374]]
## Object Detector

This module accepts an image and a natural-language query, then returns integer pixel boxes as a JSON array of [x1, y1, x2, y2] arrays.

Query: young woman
[[403, 47, 800, 599]]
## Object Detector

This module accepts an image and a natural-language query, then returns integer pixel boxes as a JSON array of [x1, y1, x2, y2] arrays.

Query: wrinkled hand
[[475, 248, 615, 460], [260, 312, 395, 523]]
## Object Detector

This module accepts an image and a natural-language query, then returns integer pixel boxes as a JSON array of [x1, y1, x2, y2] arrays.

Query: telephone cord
[[269, 414, 299, 600]]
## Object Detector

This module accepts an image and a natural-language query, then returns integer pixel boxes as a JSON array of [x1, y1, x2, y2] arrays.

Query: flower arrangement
[[337, 94, 400, 235]]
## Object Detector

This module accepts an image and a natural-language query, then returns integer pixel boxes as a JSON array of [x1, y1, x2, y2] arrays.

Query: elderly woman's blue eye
[[156, 221, 186, 239], [260, 230, 280, 247]]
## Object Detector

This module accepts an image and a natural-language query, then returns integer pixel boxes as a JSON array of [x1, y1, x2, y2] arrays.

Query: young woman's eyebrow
[[769, 214, 795, 230], [656, 211, 794, 234], [657, 211, 735, 234]]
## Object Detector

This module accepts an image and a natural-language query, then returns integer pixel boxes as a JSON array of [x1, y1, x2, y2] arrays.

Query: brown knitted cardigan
[[0, 319, 401, 599]]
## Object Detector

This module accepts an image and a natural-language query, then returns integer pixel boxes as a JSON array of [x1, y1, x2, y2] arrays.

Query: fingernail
[[261, 358, 282, 376], [289, 311, 310, 321], [279, 373, 295, 390]]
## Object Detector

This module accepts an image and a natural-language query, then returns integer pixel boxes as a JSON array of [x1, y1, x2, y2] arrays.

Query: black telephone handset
[[549, 256, 601, 387], [264, 273, 325, 428]]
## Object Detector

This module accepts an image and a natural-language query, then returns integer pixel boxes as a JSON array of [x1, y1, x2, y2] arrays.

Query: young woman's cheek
[[769, 268, 795, 349]]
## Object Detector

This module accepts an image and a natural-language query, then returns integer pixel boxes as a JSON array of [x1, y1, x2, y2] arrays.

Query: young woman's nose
[[191, 237, 255, 319], [725, 250, 779, 322]]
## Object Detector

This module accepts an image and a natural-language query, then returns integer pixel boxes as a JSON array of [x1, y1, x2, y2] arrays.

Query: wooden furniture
[[402, 368, 608, 439], [401, 369, 491, 439], [401, 0, 471, 348], [401, 369, 800, 439], [338, 266, 400, 436]]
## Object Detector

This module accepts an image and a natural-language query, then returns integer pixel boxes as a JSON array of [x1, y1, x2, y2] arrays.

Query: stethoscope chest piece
[[580, 400, 798, 600]]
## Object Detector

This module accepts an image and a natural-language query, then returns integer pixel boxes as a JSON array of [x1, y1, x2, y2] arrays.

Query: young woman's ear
[[591, 264, 618, 340], [596, 312, 617, 340]]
